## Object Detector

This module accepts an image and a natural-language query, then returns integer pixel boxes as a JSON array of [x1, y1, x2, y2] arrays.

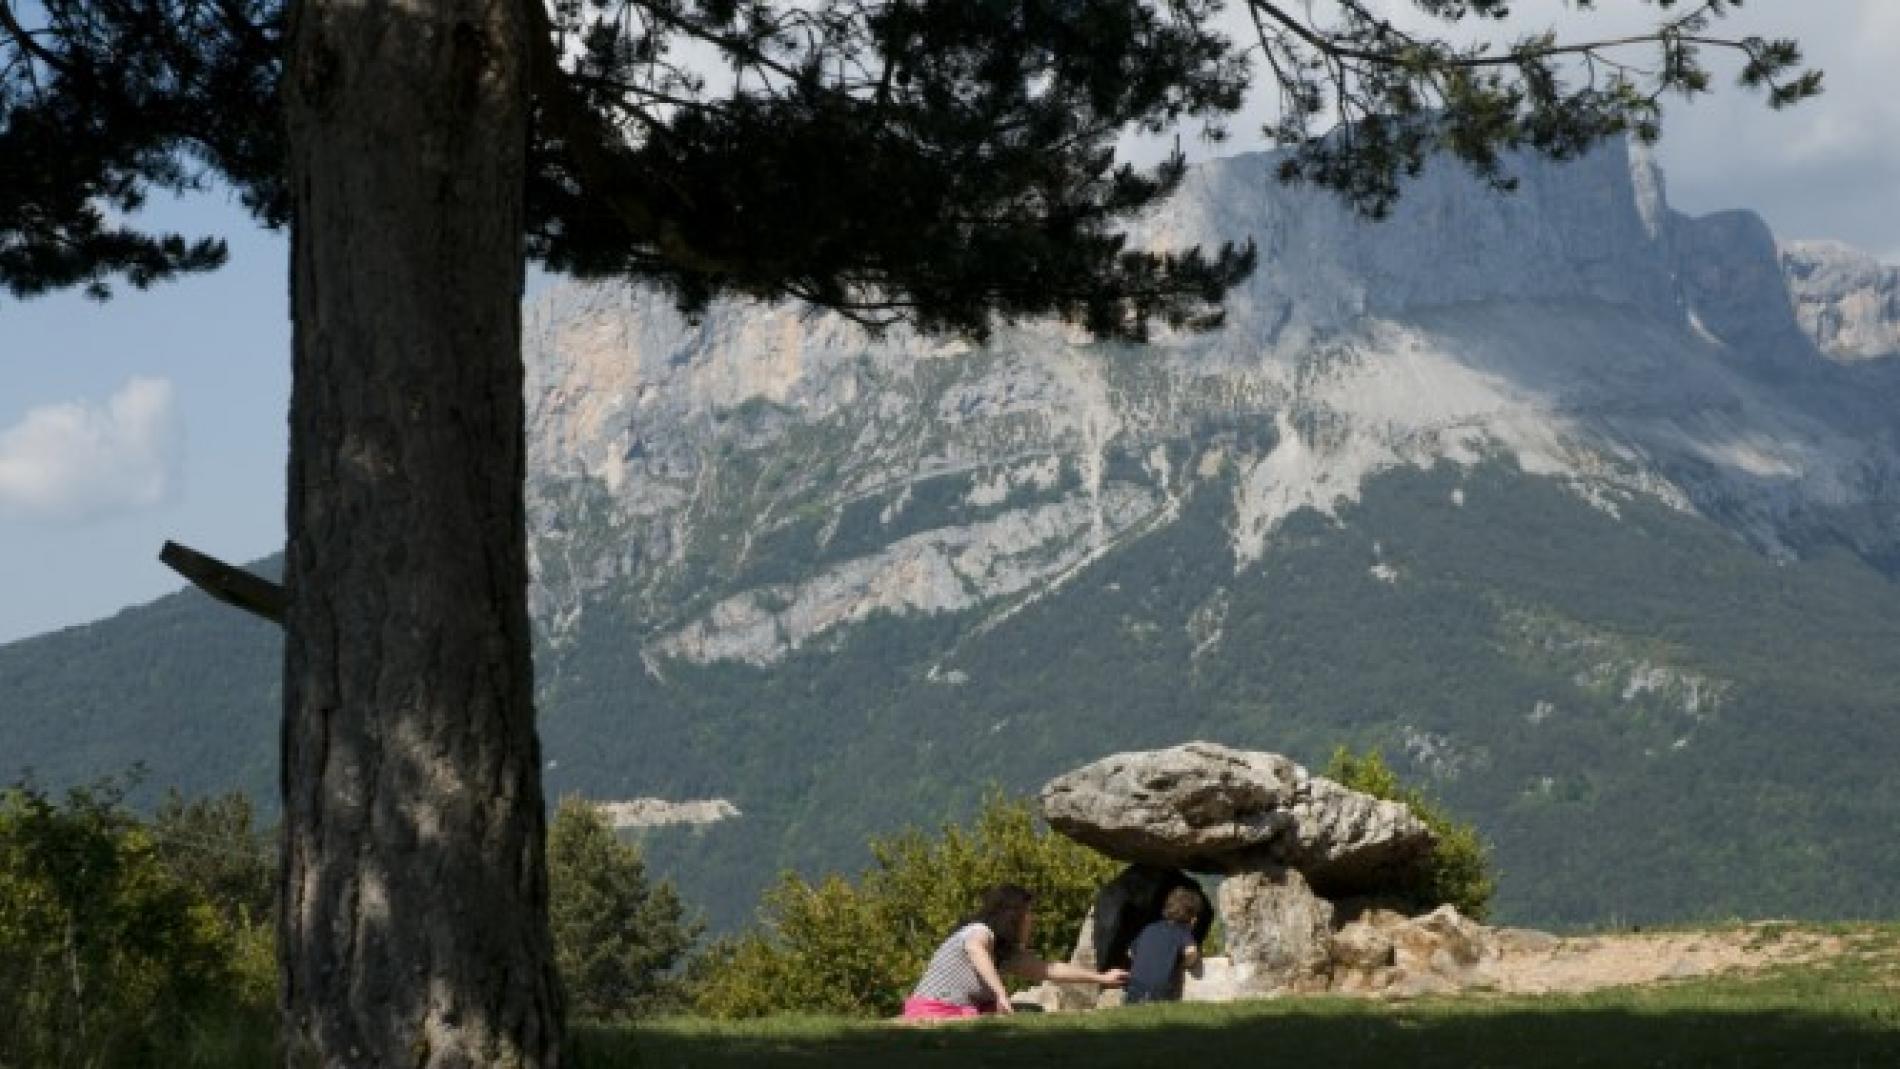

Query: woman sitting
[[901, 883, 1128, 1019]]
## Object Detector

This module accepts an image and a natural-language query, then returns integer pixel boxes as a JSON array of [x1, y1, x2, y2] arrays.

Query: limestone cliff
[[522, 138, 1900, 666]]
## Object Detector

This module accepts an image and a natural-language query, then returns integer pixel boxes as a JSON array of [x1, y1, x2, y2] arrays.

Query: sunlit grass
[[572, 923, 1900, 1069]]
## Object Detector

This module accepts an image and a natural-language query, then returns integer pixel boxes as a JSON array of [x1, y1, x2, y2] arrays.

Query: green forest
[[7, 458, 1899, 934]]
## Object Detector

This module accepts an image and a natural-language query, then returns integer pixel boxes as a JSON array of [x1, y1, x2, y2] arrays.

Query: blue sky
[[2, 194, 291, 641], [2, 3, 1896, 643]]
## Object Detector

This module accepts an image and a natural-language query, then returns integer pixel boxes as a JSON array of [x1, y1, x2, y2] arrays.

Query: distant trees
[[151, 787, 277, 930], [151, 788, 281, 1009], [547, 797, 701, 1019], [0, 779, 254, 1068]]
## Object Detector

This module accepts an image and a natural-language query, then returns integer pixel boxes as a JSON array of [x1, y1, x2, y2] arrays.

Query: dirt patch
[[1480, 923, 1845, 997], [1042, 921, 1860, 1010]]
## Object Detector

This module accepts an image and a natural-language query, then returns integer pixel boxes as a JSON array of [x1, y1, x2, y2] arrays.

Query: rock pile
[[1033, 742, 1536, 1008]]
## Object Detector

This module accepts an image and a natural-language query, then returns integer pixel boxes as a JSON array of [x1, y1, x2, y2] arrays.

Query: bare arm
[[1007, 951, 1129, 988], [963, 929, 1016, 1014], [1183, 943, 1202, 969]]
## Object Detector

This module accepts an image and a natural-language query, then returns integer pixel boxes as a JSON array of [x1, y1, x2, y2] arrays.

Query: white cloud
[[0, 377, 184, 521]]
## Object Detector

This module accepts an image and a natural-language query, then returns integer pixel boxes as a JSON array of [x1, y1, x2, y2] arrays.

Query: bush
[[688, 873, 911, 1018], [548, 796, 702, 1019], [691, 791, 1119, 1018], [0, 778, 242, 1068], [1324, 746, 1496, 920], [151, 788, 276, 927], [151, 788, 280, 1007]]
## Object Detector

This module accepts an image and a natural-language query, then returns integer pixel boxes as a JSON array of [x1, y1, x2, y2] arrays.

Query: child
[[902, 883, 1129, 1019], [1123, 886, 1203, 1004]]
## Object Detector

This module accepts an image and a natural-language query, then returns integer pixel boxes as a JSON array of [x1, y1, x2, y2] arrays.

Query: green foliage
[[1254, 6, 1820, 217], [548, 796, 702, 1020], [0, 778, 245, 1068], [689, 873, 912, 1019], [150, 788, 280, 1007], [1325, 746, 1496, 921], [0, 558, 282, 812], [691, 792, 1118, 1018], [0, 0, 282, 301], [864, 791, 1116, 967], [6, 2, 1818, 333], [582, 461, 1900, 933]]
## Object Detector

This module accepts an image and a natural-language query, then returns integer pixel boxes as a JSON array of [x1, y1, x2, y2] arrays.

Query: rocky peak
[[1670, 209, 1810, 361], [519, 137, 1900, 661], [1780, 240, 1900, 362], [1133, 135, 1687, 349]]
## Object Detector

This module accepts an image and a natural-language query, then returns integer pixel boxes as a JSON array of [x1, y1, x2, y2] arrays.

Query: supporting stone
[[1218, 866, 1334, 996]]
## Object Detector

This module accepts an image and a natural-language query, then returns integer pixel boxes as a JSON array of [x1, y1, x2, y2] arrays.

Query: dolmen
[[1032, 741, 1530, 1007]]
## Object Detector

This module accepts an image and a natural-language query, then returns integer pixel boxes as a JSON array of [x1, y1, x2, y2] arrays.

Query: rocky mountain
[[1781, 240, 1900, 362], [6, 138, 1899, 932], [522, 139, 1900, 653]]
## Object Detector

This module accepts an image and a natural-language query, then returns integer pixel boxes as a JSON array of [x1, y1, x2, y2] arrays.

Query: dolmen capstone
[[1039, 741, 1433, 893], [1032, 741, 1524, 1008]]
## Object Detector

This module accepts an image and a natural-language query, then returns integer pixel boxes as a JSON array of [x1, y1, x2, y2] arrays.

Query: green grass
[[170, 1005, 282, 1069], [571, 924, 1900, 1069], [166, 924, 1900, 1067]]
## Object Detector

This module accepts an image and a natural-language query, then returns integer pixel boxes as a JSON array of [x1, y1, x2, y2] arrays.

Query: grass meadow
[[181, 924, 1900, 1068], [573, 924, 1900, 1069]]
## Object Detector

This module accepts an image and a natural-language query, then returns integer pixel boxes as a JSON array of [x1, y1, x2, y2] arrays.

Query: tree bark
[[281, 0, 561, 1063]]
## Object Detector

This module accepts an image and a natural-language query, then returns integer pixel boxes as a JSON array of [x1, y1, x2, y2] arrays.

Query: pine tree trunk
[[280, 0, 561, 1063]]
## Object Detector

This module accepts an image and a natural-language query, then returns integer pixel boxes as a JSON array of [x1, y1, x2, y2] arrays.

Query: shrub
[[547, 796, 702, 1019], [1324, 746, 1496, 920], [689, 873, 912, 1018], [151, 788, 276, 927], [151, 788, 280, 1006], [691, 791, 1119, 1018], [0, 778, 240, 1068]]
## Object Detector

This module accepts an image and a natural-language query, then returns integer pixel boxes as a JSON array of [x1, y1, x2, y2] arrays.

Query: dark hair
[[1161, 887, 1201, 926], [966, 884, 1035, 966]]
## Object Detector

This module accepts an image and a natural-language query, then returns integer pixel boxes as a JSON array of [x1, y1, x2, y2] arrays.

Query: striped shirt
[[910, 922, 996, 1006]]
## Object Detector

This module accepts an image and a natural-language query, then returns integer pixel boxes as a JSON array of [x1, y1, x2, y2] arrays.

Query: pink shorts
[[900, 997, 996, 1019]]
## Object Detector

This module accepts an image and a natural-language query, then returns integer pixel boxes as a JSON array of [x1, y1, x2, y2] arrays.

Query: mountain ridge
[[520, 137, 1899, 670]]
